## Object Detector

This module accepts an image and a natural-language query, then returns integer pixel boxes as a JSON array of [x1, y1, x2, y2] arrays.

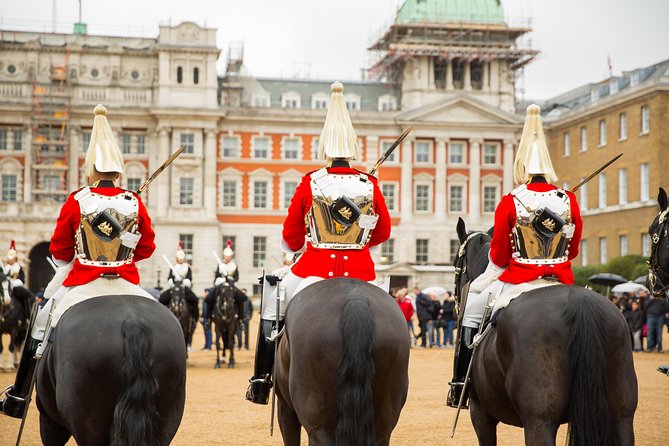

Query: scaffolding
[[31, 50, 72, 203]]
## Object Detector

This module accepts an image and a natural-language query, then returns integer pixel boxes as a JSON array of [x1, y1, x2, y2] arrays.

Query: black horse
[[0, 273, 31, 369], [453, 218, 637, 445], [35, 295, 186, 445], [159, 283, 195, 352], [211, 281, 244, 369], [275, 278, 410, 445]]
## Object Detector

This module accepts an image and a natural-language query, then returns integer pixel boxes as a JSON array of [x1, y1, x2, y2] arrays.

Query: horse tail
[[110, 318, 159, 446], [335, 296, 376, 446], [563, 292, 617, 446]]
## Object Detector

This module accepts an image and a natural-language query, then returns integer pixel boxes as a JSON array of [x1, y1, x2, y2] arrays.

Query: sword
[[162, 255, 182, 282], [46, 257, 58, 273], [571, 153, 623, 193], [369, 127, 413, 177], [136, 145, 187, 194], [269, 281, 282, 436]]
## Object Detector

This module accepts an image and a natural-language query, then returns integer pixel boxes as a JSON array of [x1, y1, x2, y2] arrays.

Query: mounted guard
[[160, 241, 199, 323], [447, 104, 583, 408], [205, 240, 243, 324], [2, 240, 31, 321], [245, 81, 392, 405]]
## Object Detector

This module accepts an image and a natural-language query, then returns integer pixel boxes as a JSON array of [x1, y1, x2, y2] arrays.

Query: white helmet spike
[[84, 104, 125, 178], [7, 240, 17, 260], [223, 239, 234, 258], [176, 240, 186, 261], [318, 82, 359, 160], [513, 104, 558, 184]]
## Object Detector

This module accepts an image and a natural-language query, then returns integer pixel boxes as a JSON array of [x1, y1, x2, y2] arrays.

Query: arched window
[[193, 67, 199, 84], [177, 66, 183, 84]]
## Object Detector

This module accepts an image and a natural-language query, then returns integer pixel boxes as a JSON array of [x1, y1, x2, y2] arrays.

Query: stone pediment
[[398, 95, 520, 125]]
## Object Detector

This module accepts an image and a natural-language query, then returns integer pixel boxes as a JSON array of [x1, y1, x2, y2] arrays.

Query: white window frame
[[598, 119, 607, 147], [279, 170, 302, 210], [414, 140, 433, 164], [618, 168, 627, 205], [281, 92, 301, 109], [379, 140, 398, 163], [282, 179, 299, 210], [281, 136, 302, 160], [253, 236, 267, 268], [381, 182, 398, 212], [482, 142, 500, 166], [641, 105, 650, 134], [249, 168, 274, 210], [619, 235, 628, 257], [482, 184, 499, 214], [251, 135, 271, 159], [344, 94, 361, 111], [640, 163, 649, 201], [311, 137, 320, 160], [311, 93, 329, 110], [1, 174, 18, 202], [449, 240, 460, 264], [414, 181, 432, 213], [221, 135, 241, 159], [218, 167, 242, 210], [563, 132, 570, 157], [580, 181, 588, 210], [179, 177, 195, 206], [381, 239, 395, 263], [580, 126, 587, 152], [598, 173, 607, 209], [599, 237, 607, 264], [619, 112, 628, 140], [416, 239, 429, 263], [642, 233, 650, 257], [222, 180, 238, 208], [448, 177, 467, 213], [252, 180, 269, 209], [377, 94, 397, 112], [180, 132, 195, 154], [82, 131, 91, 153], [581, 240, 588, 266], [448, 142, 466, 165]]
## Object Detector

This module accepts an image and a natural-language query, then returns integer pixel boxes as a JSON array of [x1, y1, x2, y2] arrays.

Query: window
[[598, 173, 606, 209], [641, 105, 650, 134], [222, 136, 239, 158], [122, 134, 132, 154], [434, 58, 447, 89], [180, 133, 194, 154], [283, 138, 300, 160], [222, 180, 237, 207], [470, 60, 483, 89], [380, 140, 396, 162], [136, 135, 145, 154], [449, 185, 464, 212], [449, 240, 460, 264], [449, 142, 464, 164], [1, 174, 17, 202], [452, 59, 465, 89], [179, 234, 193, 261], [619, 112, 627, 140], [580, 182, 588, 210], [381, 239, 394, 263], [599, 119, 607, 146], [0, 130, 6, 150], [13, 130, 22, 151], [179, 178, 194, 205], [416, 239, 428, 263], [415, 141, 431, 163], [311, 138, 320, 160], [581, 240, 588, 266], [642, 233, 650, 257], [43, 175, 61, 190], [640, 163, 649, 201], [82, 131, 91, 152], [345, 95, 360, 111], [378, 95, 397, 111], [599, 237, 607, 264], [563, 132, 570, 156], [483, 186, 497, 213], [311, 94, 329, 109], [127, 177, 141, 192], [281, 92, 301, 109], [253, 180, 268, 208], [177, 66, 183, 84], [382, 184, 396, 211], [193, 67, 199, 84], [252, 94, 270, 108], [415, 184, 430, 212], [580, 126, 587, 151], [253, 137, 270, 159], [619, 235, 628, 257], [283, 181, 298, 209], [618, 168, 627, 205], [253, 236, 266, 268], [483, 143, 498, 165]]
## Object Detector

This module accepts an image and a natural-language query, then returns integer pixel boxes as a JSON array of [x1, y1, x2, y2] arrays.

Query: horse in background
[[453, 217, 637, 445], [212, 280, 244, 369], [35, 296, 186, 445], [0, 271, 31, 370], [159, 282, 194, 352], [275, 278, 410, 445]]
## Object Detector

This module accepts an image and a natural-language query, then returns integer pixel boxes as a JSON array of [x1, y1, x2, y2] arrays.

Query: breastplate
[[306, 168, 378, 250], [74, 187, 140, 267], [511, 185, 575, 265]]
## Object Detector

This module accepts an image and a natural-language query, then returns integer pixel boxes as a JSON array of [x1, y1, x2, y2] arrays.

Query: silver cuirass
[[511, 185, 575, 265], [74, 187, 141, 267], [306, 168, 378, 250]]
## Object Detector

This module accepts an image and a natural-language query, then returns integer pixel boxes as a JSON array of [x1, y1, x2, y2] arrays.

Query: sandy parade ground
[[1, 324, 668, 445]]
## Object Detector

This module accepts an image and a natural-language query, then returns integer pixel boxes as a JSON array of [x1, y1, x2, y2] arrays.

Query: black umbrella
[[587, 273, 628, 287]]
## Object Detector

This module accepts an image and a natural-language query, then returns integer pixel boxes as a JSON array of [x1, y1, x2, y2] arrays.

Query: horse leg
[[214, 329, 221, 369], [521, 420, 558, 446], [277, 393, 302, 446], [38, 400, 72, 446], [470, 400, 499, 446], [227, 326, 235, 368]]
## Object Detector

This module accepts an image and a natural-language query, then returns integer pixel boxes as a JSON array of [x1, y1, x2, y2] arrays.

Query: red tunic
[[50, 185, 156, 287], [283, 166, 391, 281], [490, 182, 582, 284], [397, 299, 414, 323]]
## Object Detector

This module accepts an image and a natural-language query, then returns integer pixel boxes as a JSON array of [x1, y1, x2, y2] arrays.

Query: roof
[[395, 0, 505, 25]]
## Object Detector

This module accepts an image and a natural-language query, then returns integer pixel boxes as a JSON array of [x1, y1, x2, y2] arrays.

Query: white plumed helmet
[[176, 240, 186, 261], [83, 104, 125, 178], [513, 104, 558, 184], [317, 82, 359, 160], [223, 239, 234, 258]]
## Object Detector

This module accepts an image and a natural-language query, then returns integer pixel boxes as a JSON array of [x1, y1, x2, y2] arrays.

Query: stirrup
[[446, 381, 469, 409], [0, 388, 28, 419], [245, 377, 273, 405]]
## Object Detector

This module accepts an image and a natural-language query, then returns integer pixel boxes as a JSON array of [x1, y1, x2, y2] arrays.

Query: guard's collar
[[329, 159, 350, 168], [528, 175, 547, 184], [92, 180, 117, 188]]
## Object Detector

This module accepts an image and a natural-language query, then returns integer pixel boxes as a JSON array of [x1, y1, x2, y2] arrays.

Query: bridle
[[453, 231, 488, 315], [216, 282, 236, 322], [648, 208, 669, 297]]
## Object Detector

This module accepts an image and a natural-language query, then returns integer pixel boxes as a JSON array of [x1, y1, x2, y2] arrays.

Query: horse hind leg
[[38, 403, 72, 446], [470, 400, 500, 446], [277, 394, 302, 446]]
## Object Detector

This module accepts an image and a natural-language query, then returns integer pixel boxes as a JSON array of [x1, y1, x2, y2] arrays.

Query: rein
[[648, 208, 669, 297], [453, 231, 487, 315]]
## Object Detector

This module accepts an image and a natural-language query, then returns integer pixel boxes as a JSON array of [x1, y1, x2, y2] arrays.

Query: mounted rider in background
[[447, 104, 583, 408], [2, 240, 32, 321], [205, 239, 243, 324], [160, 241, 199, 323], [245, 81, 392, 404], [0, 104, 156, 418]]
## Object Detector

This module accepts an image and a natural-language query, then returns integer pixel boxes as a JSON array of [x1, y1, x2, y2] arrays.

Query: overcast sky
[[1, 0, 667, 100]]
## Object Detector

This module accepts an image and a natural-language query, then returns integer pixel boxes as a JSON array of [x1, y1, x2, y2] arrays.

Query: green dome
[[395, 0, 505, 25]]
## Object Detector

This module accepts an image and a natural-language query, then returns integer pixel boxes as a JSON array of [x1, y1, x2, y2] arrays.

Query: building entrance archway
[[28, 242, 53, 293]]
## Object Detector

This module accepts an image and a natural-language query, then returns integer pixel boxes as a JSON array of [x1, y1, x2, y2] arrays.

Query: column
[[69, 129, 80, 191], [366, 135, 379, 172], [146, 130, 159, 210], [446, 60, 454, 90], [23, 126, 32, 203], [502, 139, 515, 194], [203, 129, 217, 218], [435, 138, 448, 222], [468, 139, 481, 224], [464, 61, 472, 91], [400, 138, 413, 222], [157, 128, 170, 218], [484, 61, 491, 92]]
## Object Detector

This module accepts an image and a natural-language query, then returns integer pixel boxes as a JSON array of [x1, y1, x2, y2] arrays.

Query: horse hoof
[[228, 362, 234, 369], [214, 363, 221, 369]]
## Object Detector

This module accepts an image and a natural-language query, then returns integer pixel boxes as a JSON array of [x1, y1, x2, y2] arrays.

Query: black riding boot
[[245, 318, 282, 405], [447, 326, 476, 409], [0, 337, 40, 418]]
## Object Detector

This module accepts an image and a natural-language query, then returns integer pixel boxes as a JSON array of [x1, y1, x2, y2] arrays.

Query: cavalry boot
[[0, 337, 40, 418], [245, 318, 282, 405], [447, 326, 476, 409]]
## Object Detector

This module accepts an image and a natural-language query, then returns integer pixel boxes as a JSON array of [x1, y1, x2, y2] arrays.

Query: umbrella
[[143, 287, 161, 300], [421, 286, 447, 296], [587, 273, 628, 287], [611, 282, 648, 295], [634, 275, 648, 285]]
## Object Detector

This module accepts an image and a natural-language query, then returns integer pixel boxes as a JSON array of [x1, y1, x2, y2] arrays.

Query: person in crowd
[[441, 291, 457, 348], [428, 292, 443, 348], [236, 288, 253, 350], [394, 287, 414, 342], [645, 292, 668, 352], [626, 299, 644, 352], [201, 287, 214, 350], [415, 291, 433, 349]]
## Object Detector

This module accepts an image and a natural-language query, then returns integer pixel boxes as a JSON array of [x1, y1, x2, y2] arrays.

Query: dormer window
[[252, 93, 271, 108], [282, 92, 301, 109], [378, 94, 397, 111], [311, 93, 329, 109], [177, 66, 183, 84], [345, 94, 361, 111]]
